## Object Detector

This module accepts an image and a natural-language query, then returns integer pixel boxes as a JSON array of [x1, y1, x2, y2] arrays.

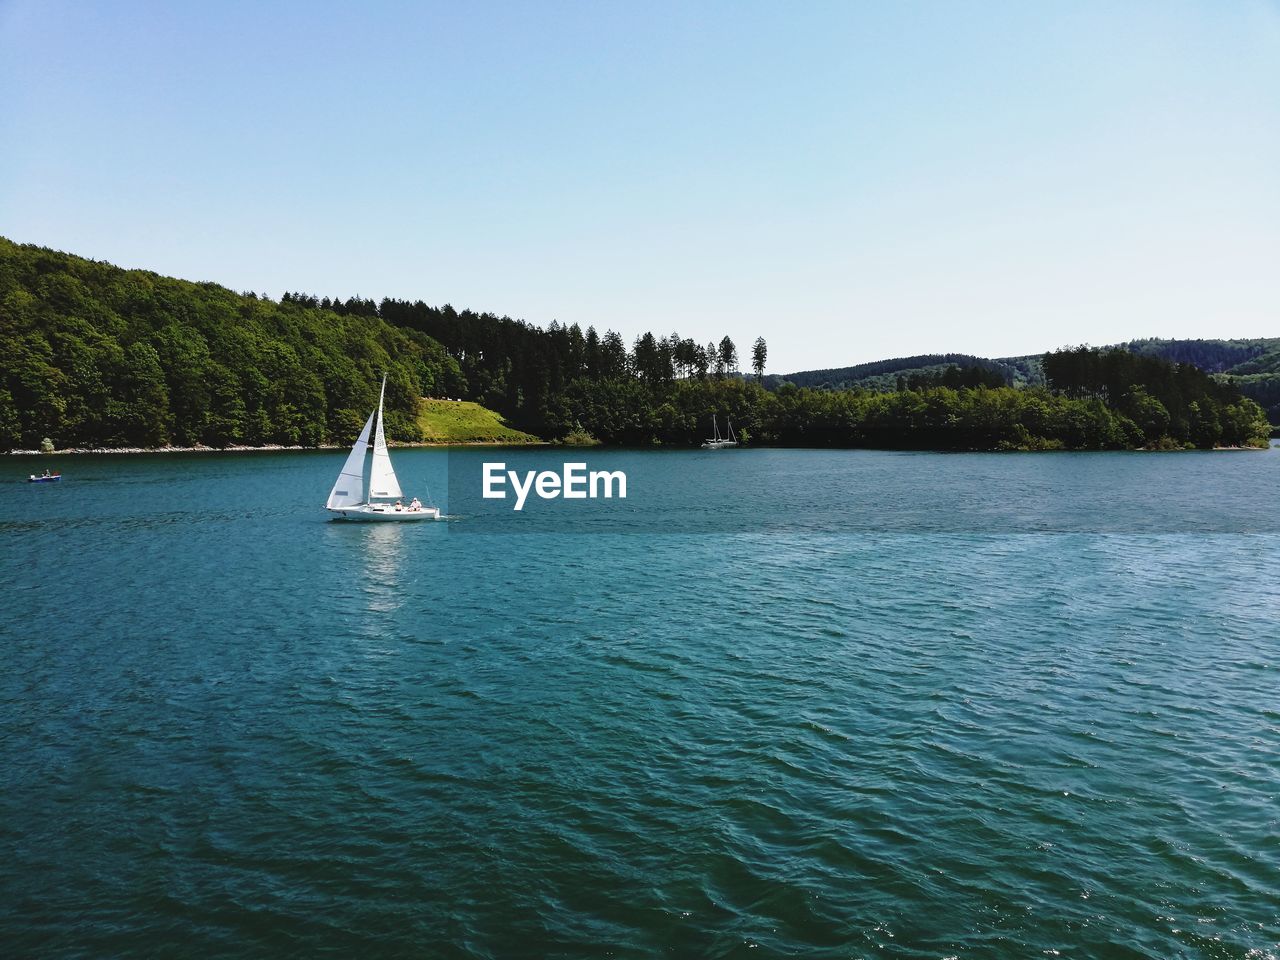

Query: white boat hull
[[328, 503, 441, 522], [702, 414, 738, 448], [326, 377, 442, 523]]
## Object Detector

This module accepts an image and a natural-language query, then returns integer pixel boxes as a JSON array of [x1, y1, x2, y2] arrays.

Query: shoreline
[[5, 440, 550, 455], [5, 440, 1269, 456]]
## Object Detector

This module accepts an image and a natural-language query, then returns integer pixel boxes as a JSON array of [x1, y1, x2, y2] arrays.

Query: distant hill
[[1122, 337, 1280, 373], [775, 337, 1280, 424], [765, 353, 1043, 392]]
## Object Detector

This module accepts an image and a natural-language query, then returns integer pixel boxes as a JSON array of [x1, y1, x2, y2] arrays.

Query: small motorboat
[[28, 470, 61, 483]]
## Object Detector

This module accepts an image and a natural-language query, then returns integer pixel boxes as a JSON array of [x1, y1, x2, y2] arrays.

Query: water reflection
[[358, 523, 410, 614]]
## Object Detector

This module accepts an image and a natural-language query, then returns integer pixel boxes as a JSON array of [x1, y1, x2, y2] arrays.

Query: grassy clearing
[[414, 399, 541, 444]]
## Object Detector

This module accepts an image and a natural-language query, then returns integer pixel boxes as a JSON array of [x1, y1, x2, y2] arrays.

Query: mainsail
[[327, 410, 374, 509], [368, 377, 403, 500]]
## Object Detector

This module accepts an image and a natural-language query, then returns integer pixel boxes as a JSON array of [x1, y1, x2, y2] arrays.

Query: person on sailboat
[[410, 497, 422, 511]]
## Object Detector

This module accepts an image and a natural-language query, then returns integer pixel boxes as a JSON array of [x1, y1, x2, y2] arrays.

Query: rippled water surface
[[2, 449, 1278, 958]]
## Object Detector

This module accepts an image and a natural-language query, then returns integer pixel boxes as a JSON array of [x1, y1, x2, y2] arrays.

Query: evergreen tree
[[719, 336, 738, 376], [751, 337, 767, 383]]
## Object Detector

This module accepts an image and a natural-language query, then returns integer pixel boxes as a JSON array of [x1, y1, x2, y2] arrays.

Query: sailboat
[[326, 375, 440, 521], [701, 414, 738, 449]]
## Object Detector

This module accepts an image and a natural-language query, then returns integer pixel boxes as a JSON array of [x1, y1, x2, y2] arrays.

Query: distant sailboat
[[701, 414, 738, 449], [326, 375, 440, 521]]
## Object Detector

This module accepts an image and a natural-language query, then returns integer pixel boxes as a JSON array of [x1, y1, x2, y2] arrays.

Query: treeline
[[1, 238, 1270, 452], [0, 239, 463, 449], [897, 364, 1008, 391], [771, 338, 1280, 428], [1043, 347, 1268, 448], [1225, 374, 1280, 429], [286, 294, 767, 439], [306, 293, 1265, 449], [530, 370, 1268, 450], [1122, 338, 1280, 427]]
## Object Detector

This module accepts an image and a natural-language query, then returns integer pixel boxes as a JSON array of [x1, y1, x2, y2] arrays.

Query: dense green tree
[[751, 337, 767, 383], [2, 332, 66, 447], [691, 342, 710, 379], [0, 388, 20, 449], [152, 324, 212, 444], [118, 342, 171, 446], [718, 336, 738, 376], [203, 363, 247, 446], [1122, 387, 1170, 445]]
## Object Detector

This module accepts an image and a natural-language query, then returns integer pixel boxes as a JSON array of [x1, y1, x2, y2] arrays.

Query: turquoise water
[[2, 448, 1278, 958]]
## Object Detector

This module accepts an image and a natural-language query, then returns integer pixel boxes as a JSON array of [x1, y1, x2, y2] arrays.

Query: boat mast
[[377, 373, 387, 437], [373, 373, 385, 502], [367, 372, 405, 502], [371, 373, 385, 502]]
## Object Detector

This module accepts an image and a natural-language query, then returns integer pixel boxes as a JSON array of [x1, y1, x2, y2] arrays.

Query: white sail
[[327, 410, 374, 508], [368, 376, 403, 500]]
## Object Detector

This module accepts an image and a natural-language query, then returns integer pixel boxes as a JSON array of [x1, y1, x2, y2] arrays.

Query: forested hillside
[[1122, 338, 1280, 424], [564, 350, 1269, 449], [774, 337, 1280, 426], [1123, 337, 1280, 373], [0, 238, 462, 449], [1, 238, 1270, 452], [326, 299, 1267, 449], [1040, 347, 1268, 448], [286, 293, 760, 440]]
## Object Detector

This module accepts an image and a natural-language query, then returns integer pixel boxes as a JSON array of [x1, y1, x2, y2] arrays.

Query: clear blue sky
[[2, 0, 1278, 372]]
